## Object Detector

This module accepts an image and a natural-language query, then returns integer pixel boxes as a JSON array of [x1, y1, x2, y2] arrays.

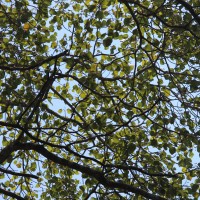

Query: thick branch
[[0, 140, 17, 164], [0, 50, 69, 71], [176, 0, 200, 25], [10, 142, 167, 200], [0, 167, 38, 179], [0, 121, 67, 149], [0, 188, 25, 200]]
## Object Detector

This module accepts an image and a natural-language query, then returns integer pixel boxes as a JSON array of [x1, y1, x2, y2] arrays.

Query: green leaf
[[103, 37, 113, 47], [169, 147, 176, 155]]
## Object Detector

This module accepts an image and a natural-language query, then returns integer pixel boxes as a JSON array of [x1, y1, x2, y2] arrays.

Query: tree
[[0, 0, 199, 199]]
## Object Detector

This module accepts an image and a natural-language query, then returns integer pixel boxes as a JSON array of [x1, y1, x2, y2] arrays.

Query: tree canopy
[[0, 0, 200, 199]]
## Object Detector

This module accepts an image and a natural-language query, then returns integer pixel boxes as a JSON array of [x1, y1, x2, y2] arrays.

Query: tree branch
[[11, 142, 167, 200], [0, 167, 38, 179], [176, 0, 200, 25], [0, 50, 69, 71], [106, 164, 178, 178], [0, 188, 25, 200]]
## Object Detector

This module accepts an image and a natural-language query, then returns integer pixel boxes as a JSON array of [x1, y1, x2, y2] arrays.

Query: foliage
[[0, 0, 200, 199]]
